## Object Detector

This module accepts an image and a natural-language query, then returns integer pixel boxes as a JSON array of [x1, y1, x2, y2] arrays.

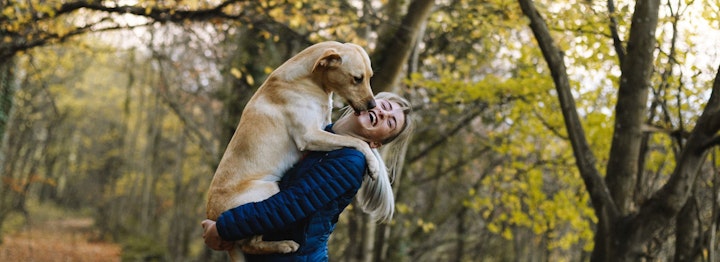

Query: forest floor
[[0, 204, 121, 262]]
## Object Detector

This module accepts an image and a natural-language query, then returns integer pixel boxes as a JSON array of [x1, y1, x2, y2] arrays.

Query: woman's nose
[[377, 110, 386, 119]]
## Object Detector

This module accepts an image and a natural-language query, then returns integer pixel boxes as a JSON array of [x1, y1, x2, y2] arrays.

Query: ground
[[0, 216, 121, 262]]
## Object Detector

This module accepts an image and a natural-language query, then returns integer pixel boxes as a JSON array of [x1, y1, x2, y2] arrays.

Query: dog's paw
[[241, 238, 300, 254], [277, 240, 300, 253], [366, 157, 380, 180]]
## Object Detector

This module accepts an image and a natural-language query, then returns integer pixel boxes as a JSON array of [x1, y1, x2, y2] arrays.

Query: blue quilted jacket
[[215, 128, 366, 261]]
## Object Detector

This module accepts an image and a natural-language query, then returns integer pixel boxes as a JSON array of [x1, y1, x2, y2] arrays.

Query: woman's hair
[[372, 92, 414, 179], [339, 91, 414, 223]]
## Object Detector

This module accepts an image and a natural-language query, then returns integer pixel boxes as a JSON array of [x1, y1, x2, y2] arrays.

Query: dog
[[206, 41, 381, 260]]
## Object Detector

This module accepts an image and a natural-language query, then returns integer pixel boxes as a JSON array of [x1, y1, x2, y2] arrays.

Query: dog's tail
[[356, 148, 394, 223]]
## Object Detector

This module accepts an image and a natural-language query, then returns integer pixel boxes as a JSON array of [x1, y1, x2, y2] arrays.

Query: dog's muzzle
[[354, 99, 376, 115]]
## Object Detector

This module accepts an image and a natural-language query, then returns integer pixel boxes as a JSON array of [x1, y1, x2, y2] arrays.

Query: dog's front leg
[[294, 130, 381, 179]]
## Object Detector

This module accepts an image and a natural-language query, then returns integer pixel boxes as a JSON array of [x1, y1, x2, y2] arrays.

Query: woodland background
[[1, 0, 720, 261]]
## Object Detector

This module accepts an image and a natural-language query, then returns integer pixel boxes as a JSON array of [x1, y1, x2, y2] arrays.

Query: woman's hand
[[202, 219, 235, 251]]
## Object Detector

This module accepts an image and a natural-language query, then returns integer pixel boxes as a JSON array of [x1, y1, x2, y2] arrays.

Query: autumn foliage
[[2, 0, 720, 261]]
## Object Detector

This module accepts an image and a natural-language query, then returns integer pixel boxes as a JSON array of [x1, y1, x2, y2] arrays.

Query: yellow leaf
[[289, 15, 301, 28], [264, 66, 273, 74], [3, 6, 14, 17], [230, 67, 242, 79], [246, 74, 254, 86], [396, 203, 411, 214]]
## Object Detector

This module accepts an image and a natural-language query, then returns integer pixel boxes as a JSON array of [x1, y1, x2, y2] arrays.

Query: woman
[[202, 92, 414, 261]]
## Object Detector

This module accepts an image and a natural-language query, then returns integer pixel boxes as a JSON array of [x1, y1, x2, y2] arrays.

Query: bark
[[0, 58, 16, 244], [362, 216, 376, 262], [636, 0, 681, 205], [453, 207, 467, 262], [370, 0, 435, 93], [710, 159, 720, 262], [674, 195, 701, 262], [0, 60, 13, 141], [622, 63, 720, 260], [605, 0, 660, 216], [607, 0, 626, 66]]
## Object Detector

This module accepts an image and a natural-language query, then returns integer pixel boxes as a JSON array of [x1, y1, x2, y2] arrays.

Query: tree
[[1, 0, 438, 260], [518, 0, 720, 260], [4, 0, 720, 260]]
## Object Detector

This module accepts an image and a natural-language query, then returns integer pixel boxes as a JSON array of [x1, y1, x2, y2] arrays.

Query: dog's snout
[[366, 99, 376, 110], [351, 98, 376, 115]]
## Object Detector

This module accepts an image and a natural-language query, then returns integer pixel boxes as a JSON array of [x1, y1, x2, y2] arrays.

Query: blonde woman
[[202, 92, 414, 261]]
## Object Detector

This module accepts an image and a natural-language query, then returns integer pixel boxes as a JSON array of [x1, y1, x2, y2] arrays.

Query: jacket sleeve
[[215, 149, 366, 241]]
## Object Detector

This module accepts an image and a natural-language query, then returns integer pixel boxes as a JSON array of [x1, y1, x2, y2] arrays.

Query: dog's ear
[[313, 49, 342, 72]]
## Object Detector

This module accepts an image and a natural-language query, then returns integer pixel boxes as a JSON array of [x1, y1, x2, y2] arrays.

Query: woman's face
[[336, 98, 405, 147]]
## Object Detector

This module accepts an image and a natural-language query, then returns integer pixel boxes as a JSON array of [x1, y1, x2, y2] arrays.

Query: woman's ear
[[369, 141, 382, 148]]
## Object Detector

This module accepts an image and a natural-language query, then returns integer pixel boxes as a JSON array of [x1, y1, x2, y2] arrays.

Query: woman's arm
[[215, 148, 366, 241]]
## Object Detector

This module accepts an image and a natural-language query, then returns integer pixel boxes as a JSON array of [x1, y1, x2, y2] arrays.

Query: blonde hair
[[339, 92, 414, 223]]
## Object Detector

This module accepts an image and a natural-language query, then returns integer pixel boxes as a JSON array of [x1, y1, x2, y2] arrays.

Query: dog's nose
[[366, 99, 376, 110]]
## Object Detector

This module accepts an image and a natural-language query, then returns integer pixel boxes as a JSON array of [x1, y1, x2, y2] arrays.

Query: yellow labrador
[[206, 41, 380, 259]]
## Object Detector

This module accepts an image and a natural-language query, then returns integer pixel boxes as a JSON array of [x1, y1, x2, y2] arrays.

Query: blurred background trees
[[1, 0, 719, 261]]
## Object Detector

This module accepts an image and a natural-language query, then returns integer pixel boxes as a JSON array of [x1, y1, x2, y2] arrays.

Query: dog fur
[[206, 41, 381, 259]]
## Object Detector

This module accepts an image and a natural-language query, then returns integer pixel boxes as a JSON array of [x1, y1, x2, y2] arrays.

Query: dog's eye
[[353, 76, 363, 84]]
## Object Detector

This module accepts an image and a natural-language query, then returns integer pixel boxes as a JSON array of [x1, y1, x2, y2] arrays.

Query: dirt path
[[0, 217, 121, 262]]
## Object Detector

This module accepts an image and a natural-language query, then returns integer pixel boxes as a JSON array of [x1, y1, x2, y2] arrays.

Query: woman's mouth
[[369, 111, 377, 126]]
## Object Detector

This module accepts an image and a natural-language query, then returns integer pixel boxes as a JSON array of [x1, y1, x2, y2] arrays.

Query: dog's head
[[312, 42, 376, 113]]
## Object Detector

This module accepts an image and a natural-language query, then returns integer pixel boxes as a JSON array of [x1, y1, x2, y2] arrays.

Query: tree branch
[[1, 0, 309, 61], [55, 0, 250, 22], [1, 18, 152, 61], [632, 61, 720, 255], [607, 0, 626, 66], [517, 0, 619, 220], [370, 0, 435, 93], [407, 104, 485, 164]]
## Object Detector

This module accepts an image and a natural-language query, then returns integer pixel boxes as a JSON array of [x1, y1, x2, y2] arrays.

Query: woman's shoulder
[[324, 148, 365, 165], [311, 147, 366, 175], [326, 147, 364, 158]]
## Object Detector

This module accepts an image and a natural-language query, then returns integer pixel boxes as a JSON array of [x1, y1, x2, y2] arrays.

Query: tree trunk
[[370, 0, 434, 93], [514, 0, 720, 261], [710, 156, 720, 262], [0, 59, 14, 142], [604, 0, 659, 217], [521, 0, 720, 257], [615, 61, 720, 260], [0, 58, 16, 244], [453, 207, 467, 262], [515, 2, 619, 260], [674, 195, 700, 262]]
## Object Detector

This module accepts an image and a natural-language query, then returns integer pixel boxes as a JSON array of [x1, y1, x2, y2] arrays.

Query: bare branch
[[55, 0, 250, 22], [1, 0, 309, 61], [517, 0, 619, 220], [607, 0, 626, 65], [633, 61, 720, 257]]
